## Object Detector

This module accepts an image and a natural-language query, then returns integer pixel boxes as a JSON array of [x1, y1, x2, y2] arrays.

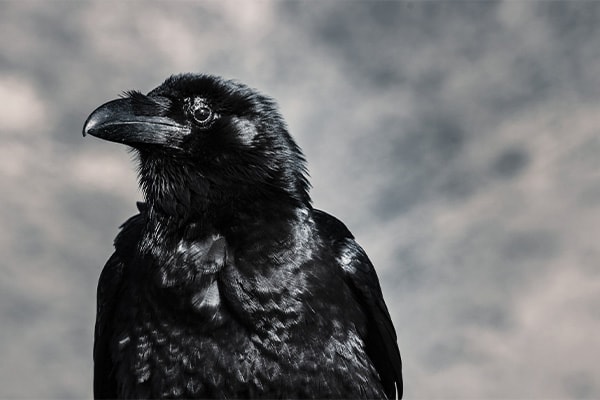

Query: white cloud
[[0, 75, 48, 133]]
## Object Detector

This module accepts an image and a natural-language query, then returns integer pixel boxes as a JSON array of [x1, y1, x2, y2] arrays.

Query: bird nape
[[83, 73, 402, 399]]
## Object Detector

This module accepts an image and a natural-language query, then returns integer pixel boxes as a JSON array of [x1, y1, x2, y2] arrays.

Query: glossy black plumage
[[84, 74, 402, 399]]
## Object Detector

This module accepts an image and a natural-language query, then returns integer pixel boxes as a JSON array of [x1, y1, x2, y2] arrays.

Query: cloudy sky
[[1, 1, 599, 398]]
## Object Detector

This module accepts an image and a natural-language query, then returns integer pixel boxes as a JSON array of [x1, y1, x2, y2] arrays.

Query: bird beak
[[82, 97, 190, 148]]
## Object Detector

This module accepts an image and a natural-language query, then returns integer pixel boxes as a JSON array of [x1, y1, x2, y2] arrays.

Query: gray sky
[[1, 1, 599, 398]]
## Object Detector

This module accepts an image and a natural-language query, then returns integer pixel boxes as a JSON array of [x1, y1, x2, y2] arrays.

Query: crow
[[83, 74, 402, 399]]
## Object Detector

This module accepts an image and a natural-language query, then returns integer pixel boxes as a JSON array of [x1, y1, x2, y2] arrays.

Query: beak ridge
[[82, 97, 189, 147]]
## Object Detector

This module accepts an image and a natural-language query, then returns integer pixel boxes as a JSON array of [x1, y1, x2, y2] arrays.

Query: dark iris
[[193, 105, 213, 125]]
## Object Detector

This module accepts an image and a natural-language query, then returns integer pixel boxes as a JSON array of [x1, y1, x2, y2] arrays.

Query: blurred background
[[1, 1, 599, 398]]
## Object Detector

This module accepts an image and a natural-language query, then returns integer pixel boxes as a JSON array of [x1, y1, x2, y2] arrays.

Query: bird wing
[[313, 209, 403, 399], [94, 251, 124, 399], [94, 208, 145, 399]]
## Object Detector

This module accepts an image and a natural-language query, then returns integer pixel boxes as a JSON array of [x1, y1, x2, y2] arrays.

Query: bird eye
[[192, 104, 214, 125]]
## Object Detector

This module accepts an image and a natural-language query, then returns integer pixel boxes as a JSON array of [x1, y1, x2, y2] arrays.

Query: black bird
[[83, 74, 402, 399]]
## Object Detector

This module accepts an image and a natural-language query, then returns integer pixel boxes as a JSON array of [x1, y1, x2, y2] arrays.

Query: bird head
[[83, 74, 311, 222]]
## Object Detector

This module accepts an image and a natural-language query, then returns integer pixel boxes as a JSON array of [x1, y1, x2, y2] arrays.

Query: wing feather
[[313, 209, 403, 399], [94, 209, 145, 399]]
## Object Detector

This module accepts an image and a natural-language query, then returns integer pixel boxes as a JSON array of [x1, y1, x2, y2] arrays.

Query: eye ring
[[192, 104, 214, 125], [186, 97, 216, 128]]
